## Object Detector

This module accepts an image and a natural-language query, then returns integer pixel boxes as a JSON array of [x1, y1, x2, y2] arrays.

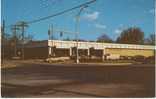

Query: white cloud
[[119, 24, 123, 27], [114, 24, 127, 34], [95, 24, 106, 29], [144, 9, 155, 14], [149, 9, 154, 14], [115, 29, 122, 34], [83, 11, 99, 21]]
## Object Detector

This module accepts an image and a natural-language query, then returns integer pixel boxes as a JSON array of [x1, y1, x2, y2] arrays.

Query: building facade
[[21, 40, 155, 60]]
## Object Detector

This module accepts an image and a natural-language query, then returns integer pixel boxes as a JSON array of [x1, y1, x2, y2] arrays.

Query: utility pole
[[75, 15, 80, 63], [2, 20, 5, 64], [48, 28, 51, 40], [75, 0, 96, 63], [75, 5, 88, 64], [48, 24, 55, 57], [11, 25, 19, 57], [48, 25, 53, 57], [16, 21, 28, 60], [51, 24, 54, 40], [51, 24, 54, 57]]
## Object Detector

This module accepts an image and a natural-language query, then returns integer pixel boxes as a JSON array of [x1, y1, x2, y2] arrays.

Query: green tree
[[116, 27, 144, 44]]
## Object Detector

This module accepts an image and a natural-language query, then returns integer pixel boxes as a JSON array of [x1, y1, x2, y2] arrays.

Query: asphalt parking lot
[[1, 61, 155, 97]]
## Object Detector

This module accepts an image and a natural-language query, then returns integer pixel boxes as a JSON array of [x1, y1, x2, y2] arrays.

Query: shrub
[[133, 55, 145, 62]]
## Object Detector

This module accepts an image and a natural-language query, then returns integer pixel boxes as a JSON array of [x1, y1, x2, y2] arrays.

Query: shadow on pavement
[[1, 63, 155, 97]]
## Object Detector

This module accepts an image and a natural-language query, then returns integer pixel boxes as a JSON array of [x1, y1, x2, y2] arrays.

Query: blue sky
[[2, 0, 155, 41]]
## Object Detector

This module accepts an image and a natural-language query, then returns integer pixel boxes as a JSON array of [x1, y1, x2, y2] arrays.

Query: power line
[[28, 0, 96, 24], [4, 0, 96, 28]]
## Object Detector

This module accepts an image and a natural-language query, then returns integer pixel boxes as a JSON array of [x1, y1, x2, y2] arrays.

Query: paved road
[[1, 62, 155, 97]]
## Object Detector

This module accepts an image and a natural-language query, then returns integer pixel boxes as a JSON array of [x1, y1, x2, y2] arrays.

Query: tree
[[2, 33, 11, 43], [97, 34, 113, 43], [116, 27, 144, 44], [144, 34, 155, 45]]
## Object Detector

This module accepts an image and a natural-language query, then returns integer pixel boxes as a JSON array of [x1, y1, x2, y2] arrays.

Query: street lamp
[[75, 5, 88, 63]]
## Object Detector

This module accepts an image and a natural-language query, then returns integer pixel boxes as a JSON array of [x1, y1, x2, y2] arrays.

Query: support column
[[102, 48, 106, 61], [87, 48, 90, 56], [48, 47, 52, 57], [52, 46, 56, 57], [69, 47, 72, 56]]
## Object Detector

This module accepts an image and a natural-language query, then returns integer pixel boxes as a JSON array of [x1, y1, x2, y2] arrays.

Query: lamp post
[[75, 5, 88, 63], [48, 24, 54, 57]]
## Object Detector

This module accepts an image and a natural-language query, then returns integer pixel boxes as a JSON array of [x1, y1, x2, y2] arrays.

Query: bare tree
[[144, 34, 155, 45], [116, 27, 144, 44]]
